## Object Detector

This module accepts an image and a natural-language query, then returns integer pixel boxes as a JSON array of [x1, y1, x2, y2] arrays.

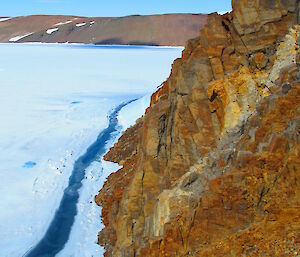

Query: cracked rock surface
[[95, 0, 300, 256]]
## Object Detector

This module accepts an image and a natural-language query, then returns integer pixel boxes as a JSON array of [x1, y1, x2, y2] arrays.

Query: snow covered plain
[[0, 43, 183, 257]]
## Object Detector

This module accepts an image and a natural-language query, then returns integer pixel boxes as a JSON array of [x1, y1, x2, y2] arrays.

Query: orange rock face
[[95, 0, 300, 256]]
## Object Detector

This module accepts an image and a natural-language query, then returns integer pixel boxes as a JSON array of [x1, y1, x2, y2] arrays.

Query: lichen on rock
[[95, 0, 300, 256]]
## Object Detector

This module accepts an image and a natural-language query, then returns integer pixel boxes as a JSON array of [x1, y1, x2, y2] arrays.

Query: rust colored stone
[[95, 1, 300, 256]]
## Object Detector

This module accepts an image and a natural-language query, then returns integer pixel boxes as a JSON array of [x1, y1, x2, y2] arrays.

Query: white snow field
[[0, 43, 183, 257]]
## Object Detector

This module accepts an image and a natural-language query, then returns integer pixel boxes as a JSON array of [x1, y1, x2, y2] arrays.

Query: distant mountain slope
[[0, 15, 79, 42], [0, 14, 207, 46]]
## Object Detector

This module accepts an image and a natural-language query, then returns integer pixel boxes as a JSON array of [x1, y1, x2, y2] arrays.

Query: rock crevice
[[96, 0, 300, 256]]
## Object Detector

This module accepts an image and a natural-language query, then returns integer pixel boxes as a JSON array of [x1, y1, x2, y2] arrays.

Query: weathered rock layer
[[96, 0, 300, 256]]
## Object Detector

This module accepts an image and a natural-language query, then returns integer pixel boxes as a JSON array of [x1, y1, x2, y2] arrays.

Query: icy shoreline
[[0, 42, 184, 50], [57, 95, 151, 256], [25, 99, 137, 257], [0, 43, 182, 257]]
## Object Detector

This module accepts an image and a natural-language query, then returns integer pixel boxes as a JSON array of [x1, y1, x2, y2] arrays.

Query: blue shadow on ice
[[23, 161, 37, 168], [27, 43, 184, 51], [24, 98, 137, 257], [70, 101, 81, 105]]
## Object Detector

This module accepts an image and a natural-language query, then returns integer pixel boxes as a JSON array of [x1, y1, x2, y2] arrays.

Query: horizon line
[[1, 10, 231, 19]]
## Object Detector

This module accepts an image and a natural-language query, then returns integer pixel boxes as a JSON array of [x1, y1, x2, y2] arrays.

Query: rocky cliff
[[0, 14, 206, 46], [95, 0, 300, 256]]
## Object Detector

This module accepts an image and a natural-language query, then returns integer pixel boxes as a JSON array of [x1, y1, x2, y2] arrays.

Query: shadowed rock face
[[0, 14, 207, 46], [95, 0, 300, 256]]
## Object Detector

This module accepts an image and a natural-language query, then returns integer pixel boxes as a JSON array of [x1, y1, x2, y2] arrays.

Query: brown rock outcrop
[[95, 0, 300, 256]]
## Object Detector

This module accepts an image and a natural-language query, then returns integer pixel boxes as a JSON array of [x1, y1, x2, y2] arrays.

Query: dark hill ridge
[[0, 14, 207, 46]]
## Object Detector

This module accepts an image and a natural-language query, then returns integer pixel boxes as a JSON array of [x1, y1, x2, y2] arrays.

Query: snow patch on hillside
[[76, 22, 86, 27], [218, 10, 232, 15], [46, 28, 59, 34], [9, 33, 33, 42], [0, 17, 11, 22], [55, 20, 73, 26]]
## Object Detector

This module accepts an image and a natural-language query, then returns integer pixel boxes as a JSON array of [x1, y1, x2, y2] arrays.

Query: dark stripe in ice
[[70, 101, 81, 105], [24, 99, 137, 257], [23, 161, 37, 168]]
